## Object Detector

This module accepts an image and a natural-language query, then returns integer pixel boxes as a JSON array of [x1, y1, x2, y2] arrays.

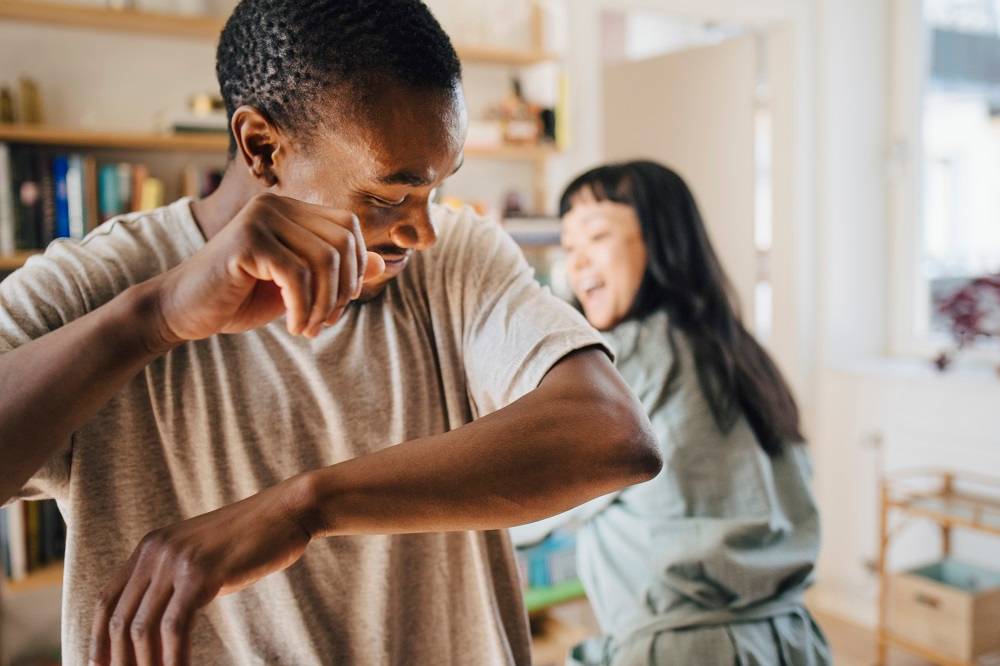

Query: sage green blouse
[[511, 310, 831, 665]]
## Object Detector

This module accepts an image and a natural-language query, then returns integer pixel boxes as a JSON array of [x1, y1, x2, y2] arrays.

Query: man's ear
[[230, 105, 284, 187]]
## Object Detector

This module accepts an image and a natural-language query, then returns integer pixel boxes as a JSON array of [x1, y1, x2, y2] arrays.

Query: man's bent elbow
[[597, 401, 662, 487]]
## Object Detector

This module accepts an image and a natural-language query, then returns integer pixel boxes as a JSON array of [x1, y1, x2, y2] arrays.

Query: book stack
[[0, 143, 224, 256], [515, 530, 578, 590], [0, 500, 66, 582]]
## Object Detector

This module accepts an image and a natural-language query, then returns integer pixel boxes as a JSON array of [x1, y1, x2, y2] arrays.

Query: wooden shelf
[[0, 0, 225, 40], [0, 124, 229, 152], [0, 1, 559, 65], [2, 562, 63, 596], [0, 124, 558, 161], [884, 473, 1000, 537], [458, 45, 559, 66], [464, 144, 558, 161], [524, 579, 587, 615], [0, 250, 39, 271]]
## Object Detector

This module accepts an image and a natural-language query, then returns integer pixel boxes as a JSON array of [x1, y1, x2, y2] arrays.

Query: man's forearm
[[0, 279, 172, 503], [290, 350, 661, 538]]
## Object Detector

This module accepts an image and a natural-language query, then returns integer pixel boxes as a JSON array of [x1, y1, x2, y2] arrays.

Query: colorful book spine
[[66, 154, 86, 239], [116, 162, 133, 215], [12, 147, 43, 250], [83, 155, 99, 233], [139, 177, 164, 211], [52, 155, 71, 239], [5, 501, 27, 581], [39, 154, 56, 246], [98, 163, 121, 222], [0, 143, 14, 255], [0, 506, 10, 578], [25, 501, 41, 571]]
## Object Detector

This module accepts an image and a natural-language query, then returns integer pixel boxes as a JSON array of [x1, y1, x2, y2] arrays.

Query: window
[[891, 0, 1000, 353]]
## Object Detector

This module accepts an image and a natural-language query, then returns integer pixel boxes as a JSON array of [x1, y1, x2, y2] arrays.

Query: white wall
[[807, 0, 1000, 628]]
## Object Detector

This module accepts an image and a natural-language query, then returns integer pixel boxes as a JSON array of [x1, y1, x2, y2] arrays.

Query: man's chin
[[357, 279, 393, 302]]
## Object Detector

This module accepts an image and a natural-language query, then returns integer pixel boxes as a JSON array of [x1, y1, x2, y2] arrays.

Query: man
[[0, 1, 661, 664]]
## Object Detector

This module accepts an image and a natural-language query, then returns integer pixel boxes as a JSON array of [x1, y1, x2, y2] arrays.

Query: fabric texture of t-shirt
[[0, 198, 606, 665]]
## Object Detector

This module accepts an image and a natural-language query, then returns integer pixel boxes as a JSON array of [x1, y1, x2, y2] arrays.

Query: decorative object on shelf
[[498, 77, 542, 145], [175, 0, 208, 16], [465, 120, 504, 150], [502, 189, 527, 218], [160, 91, 228, 135], [135, 0, 174, 13], [0, 86, 14, 124], [18, 77, 43, 125], [933, 273, 1000, 374]]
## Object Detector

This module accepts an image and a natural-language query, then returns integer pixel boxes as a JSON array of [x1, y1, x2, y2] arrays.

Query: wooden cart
[[877, 469, 1000, 665]]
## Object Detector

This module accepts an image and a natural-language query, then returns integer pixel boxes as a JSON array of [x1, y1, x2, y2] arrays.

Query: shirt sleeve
[[0, 235, 136, 503], [445, 208, 610, 416]]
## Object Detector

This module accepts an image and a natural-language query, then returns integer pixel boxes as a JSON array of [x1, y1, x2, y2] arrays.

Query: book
[[0, 143, 15, 255], [40, 500, 65, 565], [12, 147, 43, 250], [139, 177, 164, 211], [130, 163, 148, 212], [5, 501, 27, 581], [39, 154, 56, 246], [25, 501, 41, 571], [0, 506, 9, 578], [117, 162, 133, 215], [83, 155, 99, 233], [66, 154, 85, 239], [52, 155, 71, 239], [99, 163, 122, 222]]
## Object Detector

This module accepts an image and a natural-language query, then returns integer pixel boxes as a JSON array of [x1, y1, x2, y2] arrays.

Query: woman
[[512, 161, 830, 665]]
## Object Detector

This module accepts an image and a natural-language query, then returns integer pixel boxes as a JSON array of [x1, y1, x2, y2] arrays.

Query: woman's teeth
[[580, 277, 605, 297]]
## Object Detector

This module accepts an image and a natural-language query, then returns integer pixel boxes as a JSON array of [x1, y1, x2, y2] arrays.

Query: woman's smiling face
[[560, 189, 648, 331]]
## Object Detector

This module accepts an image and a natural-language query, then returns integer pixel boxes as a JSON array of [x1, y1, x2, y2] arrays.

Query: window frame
[[888, 0, 1000, 360]]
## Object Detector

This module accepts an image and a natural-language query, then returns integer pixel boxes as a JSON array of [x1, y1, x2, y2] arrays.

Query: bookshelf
[[0, 125, 559, 272], [0, 0, 560, 65], [0, 124, 228, 152], [0, 124, 557, 160], [0, 251, 38, 271], [0, 2, 565, 272], [2, 562, 63, 596]]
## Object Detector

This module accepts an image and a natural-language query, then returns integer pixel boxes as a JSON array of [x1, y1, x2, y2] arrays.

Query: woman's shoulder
[[603, 310, 673, 360]]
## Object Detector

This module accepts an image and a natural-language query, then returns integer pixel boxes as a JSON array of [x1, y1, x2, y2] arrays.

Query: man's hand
[[150, 193, 386, 348], [87, 476, 314, 666]]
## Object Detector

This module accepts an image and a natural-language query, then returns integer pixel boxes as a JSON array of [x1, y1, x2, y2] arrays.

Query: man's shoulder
[[422, 203, 514, 267], [76, 197, 203, 262], [11, 198, 202, 303], [428, 203, 495, 246]]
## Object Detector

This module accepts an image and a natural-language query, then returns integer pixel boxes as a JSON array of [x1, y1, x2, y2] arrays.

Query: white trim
[[888, 0, 930, 358]]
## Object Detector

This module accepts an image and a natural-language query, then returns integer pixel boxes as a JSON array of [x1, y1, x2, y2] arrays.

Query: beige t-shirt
[[0, 199, 605, 665]]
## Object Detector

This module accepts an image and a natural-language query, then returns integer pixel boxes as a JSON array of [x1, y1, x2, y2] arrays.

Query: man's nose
[[389, 205, 438, 251]]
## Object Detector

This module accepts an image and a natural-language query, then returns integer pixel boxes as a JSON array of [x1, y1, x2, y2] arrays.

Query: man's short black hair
[[216, 0, 462, 153]]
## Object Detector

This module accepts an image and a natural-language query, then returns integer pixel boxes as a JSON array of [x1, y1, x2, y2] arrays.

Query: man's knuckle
[[129, 619, 149, 640], [162, 613, 184, 636], [108, 612, 127, 634]]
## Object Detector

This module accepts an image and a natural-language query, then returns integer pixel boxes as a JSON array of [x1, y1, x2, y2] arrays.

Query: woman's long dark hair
[[560, 160, 803, 455]]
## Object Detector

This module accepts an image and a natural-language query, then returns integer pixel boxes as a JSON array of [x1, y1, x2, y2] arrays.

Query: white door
[[603, 35, 759, 322]]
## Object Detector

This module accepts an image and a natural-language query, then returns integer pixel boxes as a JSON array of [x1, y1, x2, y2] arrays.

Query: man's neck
[[189, 161, 263, 242]]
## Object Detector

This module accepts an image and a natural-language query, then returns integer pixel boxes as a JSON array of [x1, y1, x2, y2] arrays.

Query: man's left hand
[[87, 475, 314, 666]]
